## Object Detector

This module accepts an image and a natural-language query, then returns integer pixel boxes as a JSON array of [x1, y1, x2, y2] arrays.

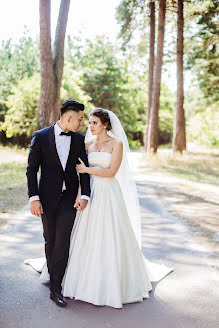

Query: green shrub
[[187, 103, 219, 147], [1, 72, 40, 138]]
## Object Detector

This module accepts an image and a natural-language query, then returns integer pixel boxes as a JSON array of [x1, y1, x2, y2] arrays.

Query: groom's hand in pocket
[[30, 200, 43, 218]]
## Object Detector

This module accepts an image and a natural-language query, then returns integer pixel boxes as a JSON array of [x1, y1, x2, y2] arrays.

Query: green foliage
[[0, 32, 40, 130], [0, 33, 176, 148], [0, 8, 217, 149], [184, 83, 219, 148], [66, 36, 147, 147], [186, 0, 219, 104], [159, 84, 175, 143], [0, 33, 40, 104], [187, 102, 219, 147], [76, 37, 129, 109], [61, 63, 95, 134], [116, 0, 147, 45], [1, 73, 40, 138], [61, 63, 93, 108], [1, 65, 96, 139]]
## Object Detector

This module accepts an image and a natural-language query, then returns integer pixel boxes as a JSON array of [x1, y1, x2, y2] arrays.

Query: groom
[[26, 99, 90, 307]]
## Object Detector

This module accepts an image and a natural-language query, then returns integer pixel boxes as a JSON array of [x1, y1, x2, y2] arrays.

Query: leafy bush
[[61, 63, 94, 134], [1, 65, 95, 140], [159, 84, 175, 144], [0, 34, 40, 103], [187, 104, 219, 147], [1, 72, 40, 139]]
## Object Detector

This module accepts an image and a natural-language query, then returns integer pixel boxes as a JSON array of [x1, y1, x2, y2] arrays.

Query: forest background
[[0, 0, 218, 150]]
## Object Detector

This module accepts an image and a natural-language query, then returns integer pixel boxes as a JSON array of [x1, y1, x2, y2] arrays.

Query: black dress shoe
[[50, 291, 67, 307]]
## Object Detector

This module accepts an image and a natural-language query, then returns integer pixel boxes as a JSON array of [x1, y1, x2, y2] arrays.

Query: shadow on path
[[0, 185, 219, 328]]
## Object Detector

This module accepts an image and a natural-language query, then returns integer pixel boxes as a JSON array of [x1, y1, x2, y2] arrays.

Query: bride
[[26, 108, 173, 309]]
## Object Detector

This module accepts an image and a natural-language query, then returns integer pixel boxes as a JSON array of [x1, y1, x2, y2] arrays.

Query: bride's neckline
[[88, 151, 112, 156]]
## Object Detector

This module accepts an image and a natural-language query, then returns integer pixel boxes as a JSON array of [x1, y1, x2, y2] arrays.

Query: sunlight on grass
[[0, 144, 28, 154], [144, 149, 219, 186], [0, 162, 27, 213]]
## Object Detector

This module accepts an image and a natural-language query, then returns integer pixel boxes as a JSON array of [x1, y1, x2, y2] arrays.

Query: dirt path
[[0, 149, 219, 327], [131, 151, 219, 267], [0, 187, 218, 327], [0, 147, 27, 164]]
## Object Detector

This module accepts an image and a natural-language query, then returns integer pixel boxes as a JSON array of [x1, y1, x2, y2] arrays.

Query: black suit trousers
[[41, 190, 76, 293]]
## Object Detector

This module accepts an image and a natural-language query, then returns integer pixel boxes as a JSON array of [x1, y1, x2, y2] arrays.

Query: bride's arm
[[77, 141, 123, 178]]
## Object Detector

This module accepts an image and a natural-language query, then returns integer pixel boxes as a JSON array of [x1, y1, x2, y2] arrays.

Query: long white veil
[[85, 109, 142, 248]]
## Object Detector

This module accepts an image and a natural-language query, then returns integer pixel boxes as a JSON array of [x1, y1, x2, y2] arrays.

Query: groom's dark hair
[[60, 99, 85, 116]]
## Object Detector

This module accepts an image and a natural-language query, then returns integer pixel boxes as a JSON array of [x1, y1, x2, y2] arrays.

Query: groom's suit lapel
[[66, 133, 75, 168], [49, 124, 63, 171], [49, 124, 75, 171]]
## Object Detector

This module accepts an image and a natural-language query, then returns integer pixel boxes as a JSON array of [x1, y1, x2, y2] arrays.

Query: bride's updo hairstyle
[[90, 108, 112, 131]]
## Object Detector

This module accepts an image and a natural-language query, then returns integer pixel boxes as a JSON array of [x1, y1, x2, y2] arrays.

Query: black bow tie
[[60, 131, 73, 136]]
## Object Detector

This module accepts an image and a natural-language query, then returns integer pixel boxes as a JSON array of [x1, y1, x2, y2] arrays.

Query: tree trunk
[[144, 0, 155, 150], [51, 0, 71, 123], [147, 0, 166, 153], [172, 0, 186, 153], [38, 0, 71, 129], [38, 0, 55, 129]]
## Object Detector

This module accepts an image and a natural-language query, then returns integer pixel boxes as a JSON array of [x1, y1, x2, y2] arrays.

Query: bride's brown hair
[[90, 108, 112, 131]]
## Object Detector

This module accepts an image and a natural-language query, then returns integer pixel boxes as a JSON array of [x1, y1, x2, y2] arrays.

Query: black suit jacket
[[26, 124, 90, 210]]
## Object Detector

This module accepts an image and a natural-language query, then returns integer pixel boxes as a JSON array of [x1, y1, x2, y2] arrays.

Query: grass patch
[[0, 161, 27, 213], [0, 144, 28, 155], [144, 149, 219, 186]]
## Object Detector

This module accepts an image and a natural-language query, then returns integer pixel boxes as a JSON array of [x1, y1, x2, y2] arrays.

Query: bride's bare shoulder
[[111, 139, 123, 150]]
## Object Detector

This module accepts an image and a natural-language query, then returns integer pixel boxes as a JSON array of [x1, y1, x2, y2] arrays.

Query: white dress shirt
[[29, 121, 89, 203]]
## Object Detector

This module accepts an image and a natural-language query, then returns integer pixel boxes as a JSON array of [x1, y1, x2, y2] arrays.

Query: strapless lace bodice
[[88, 152, 112, 169]]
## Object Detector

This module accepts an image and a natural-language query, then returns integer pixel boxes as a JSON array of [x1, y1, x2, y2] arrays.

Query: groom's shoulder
[[74, 131, 85, 141], [33, 125, 53, 138]]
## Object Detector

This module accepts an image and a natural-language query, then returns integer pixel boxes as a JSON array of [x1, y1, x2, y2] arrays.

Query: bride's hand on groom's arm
[[76, 158, 88, 174], [30, 200, 43, 218]]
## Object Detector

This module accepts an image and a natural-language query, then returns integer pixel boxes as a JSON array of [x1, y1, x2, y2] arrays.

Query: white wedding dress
[[25, 151, 173, 309]]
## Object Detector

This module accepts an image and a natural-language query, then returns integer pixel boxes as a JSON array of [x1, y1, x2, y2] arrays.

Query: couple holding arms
[[26, 99, 173, 308]]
